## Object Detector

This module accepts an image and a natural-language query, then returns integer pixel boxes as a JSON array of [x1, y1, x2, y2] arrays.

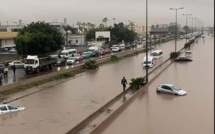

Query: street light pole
[[145, 0, 148, 83], [182, 14, 192, 43], [170, 7, 184, 52]]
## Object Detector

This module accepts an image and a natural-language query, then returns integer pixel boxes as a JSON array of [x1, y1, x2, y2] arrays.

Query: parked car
[[9, 48, 17, 53], [0, 63, 5, 73], [56, 57, 66, 66], [0, 104, 26, 115], [156, 84, 187, 96], [175, 57, 193, 62], [103, 48, 111, 54], [82, 51, 92, 59], [66, 57, 77, 65], [111, 47, 120, 52], [8, 61, 25, 68], [73, 53, 83, 61]]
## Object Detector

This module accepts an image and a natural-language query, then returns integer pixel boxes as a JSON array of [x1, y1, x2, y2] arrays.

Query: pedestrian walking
[[12, 64, 16, 76], [121, 76, 127, 92]]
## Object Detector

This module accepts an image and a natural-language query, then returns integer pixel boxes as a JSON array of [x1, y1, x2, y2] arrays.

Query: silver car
[[156, 84, 187, 96], [0, 104, 26, 115]]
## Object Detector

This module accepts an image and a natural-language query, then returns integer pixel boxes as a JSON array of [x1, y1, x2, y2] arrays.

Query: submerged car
[[156, 84, 187, 96], [0, 104, 26, 115], [175, 57, 193, 62]]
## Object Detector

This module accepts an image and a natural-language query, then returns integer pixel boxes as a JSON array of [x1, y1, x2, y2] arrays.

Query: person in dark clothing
[[121, 76, 127, 92], [12, 64, 16, 76]]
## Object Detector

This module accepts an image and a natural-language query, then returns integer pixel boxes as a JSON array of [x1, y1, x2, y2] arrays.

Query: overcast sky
[[0, 0, 214, 27]]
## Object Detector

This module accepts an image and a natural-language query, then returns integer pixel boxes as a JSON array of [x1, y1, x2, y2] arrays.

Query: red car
[[103, 48, 111, 55]]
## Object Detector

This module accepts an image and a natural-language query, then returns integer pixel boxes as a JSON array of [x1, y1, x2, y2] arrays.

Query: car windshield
[[68, 57, 76, 60], [143, 61, 152, 64], [171, 85, 181, 91], [150, 52, 158, 56], [26, 59, 34, 64]]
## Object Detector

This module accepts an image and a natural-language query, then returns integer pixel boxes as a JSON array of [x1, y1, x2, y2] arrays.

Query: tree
[[14, 21, 64, 57], [183, 26, 190, 33], [102, 17, 108, 27]]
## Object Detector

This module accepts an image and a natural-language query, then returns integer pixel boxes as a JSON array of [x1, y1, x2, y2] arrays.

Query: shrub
[[84, 60, 98, 70], [170, 52, 180, 59], [111, 55, 118, 61], [129, 77, 145, 90]]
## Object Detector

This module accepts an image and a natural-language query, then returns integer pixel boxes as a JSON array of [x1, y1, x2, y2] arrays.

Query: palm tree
[[77, 22, 81, 28], [102, 17, 108, 27], [91, 24, 96, 29], [99, 23, 105, 29], [129, 21, 135, 31], [87, 22, 91, 29]]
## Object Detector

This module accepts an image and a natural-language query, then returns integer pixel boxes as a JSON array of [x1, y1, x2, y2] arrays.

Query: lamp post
[[182, 14, 192, 43], [189, 17, 196, 34], [145, 0, 148, 83], [170, 7, 184, 52]]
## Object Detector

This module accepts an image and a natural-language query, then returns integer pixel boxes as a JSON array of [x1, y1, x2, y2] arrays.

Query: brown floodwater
[[0, 38, 191, 134], [93, 35, 214, 134]]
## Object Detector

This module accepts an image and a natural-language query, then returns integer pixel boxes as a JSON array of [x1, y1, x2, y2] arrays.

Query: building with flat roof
[[0, 32, 18, 48]]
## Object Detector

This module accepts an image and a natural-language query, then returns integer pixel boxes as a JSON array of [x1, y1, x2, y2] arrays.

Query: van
[[142, 56, 154, 68], [60, 49, 77, 58], [150, 50, 163, 59]]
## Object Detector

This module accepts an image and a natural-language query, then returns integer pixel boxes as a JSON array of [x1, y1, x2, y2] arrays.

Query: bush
[[111, 55, 118, 61], [129, 77, 145, 90], [170, 52, 180, 59], [84, 60, 98, 70]]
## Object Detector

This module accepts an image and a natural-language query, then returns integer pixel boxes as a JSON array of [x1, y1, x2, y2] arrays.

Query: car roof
[[160, 84, 174, 86], [151, 50, 162, 53]]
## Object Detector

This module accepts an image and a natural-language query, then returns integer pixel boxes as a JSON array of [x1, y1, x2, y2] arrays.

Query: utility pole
[[170, 7, 184, 52]]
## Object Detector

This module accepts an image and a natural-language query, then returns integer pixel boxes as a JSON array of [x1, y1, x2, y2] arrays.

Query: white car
[[66, 57, 76, 65], [156, 84, 187, 96], [111, 47, 120, 52], [0, 104, 26, 115], [8, 61, 25, 68]]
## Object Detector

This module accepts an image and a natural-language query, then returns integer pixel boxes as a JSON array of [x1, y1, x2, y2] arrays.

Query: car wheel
[[156, 90, 161, 93]]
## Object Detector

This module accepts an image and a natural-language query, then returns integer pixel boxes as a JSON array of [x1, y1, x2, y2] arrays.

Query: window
[[161, 85, 172, 91], [8, 105, 18, 110], [0, 106, 8, 111]]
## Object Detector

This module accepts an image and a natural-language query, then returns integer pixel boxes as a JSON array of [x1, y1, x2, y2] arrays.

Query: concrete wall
[[0, 48, 143, 92]]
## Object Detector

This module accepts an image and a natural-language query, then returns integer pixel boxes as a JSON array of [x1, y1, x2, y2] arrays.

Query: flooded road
[[0, 38, 190, 134], [93, 35, 214, 134]]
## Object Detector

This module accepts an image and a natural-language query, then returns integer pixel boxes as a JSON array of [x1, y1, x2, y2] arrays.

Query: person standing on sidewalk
[[12, 64, 16, 76], [121, 76, 127, 92]]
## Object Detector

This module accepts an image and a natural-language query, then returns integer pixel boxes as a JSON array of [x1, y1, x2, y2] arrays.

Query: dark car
[[56, 58, 66, 66], [0, 63, 5, 73], [175, 57, 193, 62]]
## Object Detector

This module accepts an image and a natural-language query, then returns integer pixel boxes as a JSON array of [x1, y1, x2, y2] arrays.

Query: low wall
[[0, 48, 143, 93]]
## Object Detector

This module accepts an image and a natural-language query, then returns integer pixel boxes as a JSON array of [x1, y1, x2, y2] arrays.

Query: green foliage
[[85, 22, 137, 43], [111, 55, 118, 61], [14, 21, 64, 56], [84, 60, 98, 69], [129, 77, 145, 90], [170, 52, 181, 59], [184, 39, 195, 48]]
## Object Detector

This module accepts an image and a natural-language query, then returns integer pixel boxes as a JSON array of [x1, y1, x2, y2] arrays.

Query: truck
[[24, 55, 57, 74]]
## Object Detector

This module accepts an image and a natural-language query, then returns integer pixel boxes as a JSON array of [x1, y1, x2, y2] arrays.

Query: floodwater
[[0, 38, 190, 134], [94, 35, 214, 134]]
